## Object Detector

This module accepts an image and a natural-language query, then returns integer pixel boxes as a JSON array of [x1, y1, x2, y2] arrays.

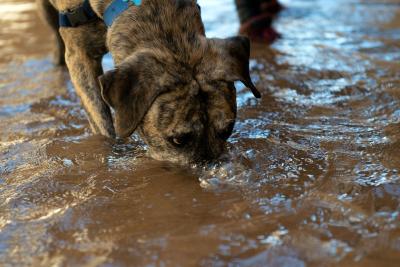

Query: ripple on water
[[1, 0, 400, 266]]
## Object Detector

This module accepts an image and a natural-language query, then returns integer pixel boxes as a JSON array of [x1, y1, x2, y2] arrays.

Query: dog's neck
[[95, 0, 206, 65], [104, 5, 147, 64]]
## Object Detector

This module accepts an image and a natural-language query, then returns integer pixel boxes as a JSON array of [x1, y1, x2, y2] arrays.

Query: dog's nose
[[194, 139, 225, 163]]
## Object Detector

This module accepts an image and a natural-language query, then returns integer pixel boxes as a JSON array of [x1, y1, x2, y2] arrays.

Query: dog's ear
[[98, 55, 167, 138], [206, 36, 261, 98]]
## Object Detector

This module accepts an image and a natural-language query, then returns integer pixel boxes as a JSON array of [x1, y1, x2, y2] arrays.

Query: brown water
[[1, 0, 400, 266]]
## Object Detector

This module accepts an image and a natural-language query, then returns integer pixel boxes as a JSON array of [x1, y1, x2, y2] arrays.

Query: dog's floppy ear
[[207, 36, 261, 98], [98, 55, 167, 138]]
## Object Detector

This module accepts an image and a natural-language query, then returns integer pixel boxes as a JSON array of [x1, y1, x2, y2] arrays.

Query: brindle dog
[[36, 0, 261, 163]]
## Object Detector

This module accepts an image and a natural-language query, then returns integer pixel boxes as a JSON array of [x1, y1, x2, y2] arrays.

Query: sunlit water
[[1, 0, 400, 266]]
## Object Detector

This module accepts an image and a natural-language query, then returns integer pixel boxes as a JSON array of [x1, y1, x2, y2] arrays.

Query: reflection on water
[[1, 0, 400, 266]]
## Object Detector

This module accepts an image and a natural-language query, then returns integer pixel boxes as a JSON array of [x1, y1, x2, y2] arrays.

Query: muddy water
[[1, 0, 400, 266]]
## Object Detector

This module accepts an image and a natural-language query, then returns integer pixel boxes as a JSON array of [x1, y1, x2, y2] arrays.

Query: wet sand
[[0, 0, 400, 266]]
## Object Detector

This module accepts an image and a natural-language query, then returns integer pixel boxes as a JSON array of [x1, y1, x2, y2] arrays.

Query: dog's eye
[[168, 133, 193, 148], [218, 121, 235, 140]]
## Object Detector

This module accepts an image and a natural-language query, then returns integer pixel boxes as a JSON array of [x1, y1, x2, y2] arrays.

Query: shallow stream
[[1, 0, 400, 266]]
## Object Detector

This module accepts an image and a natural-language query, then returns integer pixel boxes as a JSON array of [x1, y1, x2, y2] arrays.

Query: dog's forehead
[[159, 48, 234, 99], [194, 76, 228, 94], [156, 76, 232, 110], [177, 78, 231, 99], [186, 79, 200, 96]]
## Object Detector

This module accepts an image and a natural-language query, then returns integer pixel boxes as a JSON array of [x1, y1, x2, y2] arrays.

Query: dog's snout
[[192, 133, 226, 163]]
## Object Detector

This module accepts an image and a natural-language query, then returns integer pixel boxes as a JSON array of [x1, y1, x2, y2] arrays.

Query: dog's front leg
[[60, 24, 115, 138]]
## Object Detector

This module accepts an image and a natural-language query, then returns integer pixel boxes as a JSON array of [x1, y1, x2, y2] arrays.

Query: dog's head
[[99, 1, 260, 164]]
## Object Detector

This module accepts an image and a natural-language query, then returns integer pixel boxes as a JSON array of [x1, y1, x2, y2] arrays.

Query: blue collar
[[59, 0, 98, 27], [59, 0, 141, 28], [104, 0, 142, 27]]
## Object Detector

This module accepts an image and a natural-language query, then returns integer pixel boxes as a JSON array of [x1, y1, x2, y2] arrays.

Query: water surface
[[1, 0, 400, 266]]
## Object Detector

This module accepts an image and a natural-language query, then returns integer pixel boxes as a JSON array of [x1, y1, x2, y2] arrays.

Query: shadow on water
[[1, 0, 400, 266]]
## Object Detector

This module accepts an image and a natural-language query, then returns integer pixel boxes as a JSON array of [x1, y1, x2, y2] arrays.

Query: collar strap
[[104, 0, 142, 27], [59, 0, 98, 27], [58, 0, 141, 28]]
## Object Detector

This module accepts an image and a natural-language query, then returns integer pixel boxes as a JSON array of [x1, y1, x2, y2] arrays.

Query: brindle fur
[[36, 0, 260, 163]]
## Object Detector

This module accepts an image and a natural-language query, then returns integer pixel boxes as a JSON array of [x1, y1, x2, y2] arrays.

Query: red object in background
[[237, 0, 283, 43]]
